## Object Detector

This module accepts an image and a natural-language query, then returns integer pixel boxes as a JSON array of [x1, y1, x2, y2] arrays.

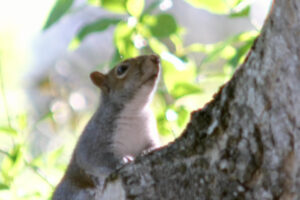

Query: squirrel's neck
[[93, 97, 122, 124]]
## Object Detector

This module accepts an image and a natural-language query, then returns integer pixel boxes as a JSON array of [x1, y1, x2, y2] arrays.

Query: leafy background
[[0, 0, 272, 199]]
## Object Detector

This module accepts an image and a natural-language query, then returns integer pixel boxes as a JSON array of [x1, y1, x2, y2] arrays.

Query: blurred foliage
[[0, 0, 260, 199]]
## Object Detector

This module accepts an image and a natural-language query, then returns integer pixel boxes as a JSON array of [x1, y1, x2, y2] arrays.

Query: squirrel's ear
[[90, 71, 109, 92]]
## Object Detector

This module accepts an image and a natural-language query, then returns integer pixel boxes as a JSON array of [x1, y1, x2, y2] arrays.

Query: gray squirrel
[[52, 55, 161, 200]]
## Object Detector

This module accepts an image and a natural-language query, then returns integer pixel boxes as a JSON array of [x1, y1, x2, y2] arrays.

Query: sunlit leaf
[[162, 59, 197, 94], [186, 43, 206, 53], [43, 0, 74, 30], [230, 5, 250, 17], [161, 52, 187, 71], [152, 93, 167, 117], [0, 126, 18, 135], [39, 111, 55, 122], [238, 31, 258, 41], [1, 145, 24, 183], [170, 34, 184, 53], [88, 0, 100, 6], [114, 22, 138, 58], [184, 0, 252, 15], [228, 36, 255, 69], [17, 113, 28, 131], [47, 147, 65, 165], [100, 0, 127, 13], [68, 37, 80, 50], [157, 115, 171, 136], [114, 22, 133, 48], [126, 0, 144, 17], [184, 0, 241, 14], [234, 0, 245, 6], [164, 106, 186, 137], [201, 32, 255, 64], [148, 38, 168, 54], [184, 0, 228, 14], [21, 191, 43, 198], [30, 155, 43, 168], [176, 106, 189, 128], [152, 93, 171, 136], [171, 82, 203, 99], [77, 18, 121, 41], [202, 42, 231, 63], [220, 45, 236, 59], [148, 14, 177, 38], [9, 145, 23, 165], [0, 182, 9, 190]]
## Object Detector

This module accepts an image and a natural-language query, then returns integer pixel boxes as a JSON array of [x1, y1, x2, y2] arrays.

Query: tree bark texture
[[99, 0, 300, 199]]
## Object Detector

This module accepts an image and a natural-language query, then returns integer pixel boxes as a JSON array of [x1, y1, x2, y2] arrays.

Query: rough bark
[[99, 0, 300, 199]]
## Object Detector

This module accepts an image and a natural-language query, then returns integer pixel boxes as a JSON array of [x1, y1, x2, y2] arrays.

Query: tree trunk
[[99, 0, 300, 199]]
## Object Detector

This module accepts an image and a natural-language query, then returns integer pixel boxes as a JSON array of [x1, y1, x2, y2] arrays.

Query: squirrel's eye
[[116, 65, 129, 76]]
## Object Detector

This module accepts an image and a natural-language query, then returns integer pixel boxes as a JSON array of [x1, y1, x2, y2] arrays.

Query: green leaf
[[171, 82, 203, 99], [9, 145, 23, 164], [126, 0, 145, 17], [47, 147, 65, 165], [68, 37, 80, 50], [21, 191, 43, 198], [228, 36, 255, 69], [201, 32, 252, 64], [234, 0, 246, 6], [161, 57, 197, 94], [148, 38, 168, 54], [0, 126, 18, 135], [176, 106, 189, 128], [100, 0, 127, 13], [29, 155, 43, 168], [17, 113, 27, 131], [1, 145, 24, 184], [88, 0, 100, 6], [39, 111, 55, 122], [77, 18, 121, 41], [0, 183, 9, 190], [202, 42, 231, 64], [43, 0, 74, 30], [157, 115, 171, 136], [186, 43, 206, 53], [114, 22, 138, 58], [148, 14, 177, 38], [184, 0, 240, 14], [230, 5, 250, 18]]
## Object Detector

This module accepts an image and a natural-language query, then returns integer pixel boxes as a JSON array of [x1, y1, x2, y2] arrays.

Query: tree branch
[[98, 0, 300, 199]]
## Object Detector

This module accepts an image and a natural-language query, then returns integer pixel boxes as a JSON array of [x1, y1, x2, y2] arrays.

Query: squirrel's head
[[90, 54, 160, 108]]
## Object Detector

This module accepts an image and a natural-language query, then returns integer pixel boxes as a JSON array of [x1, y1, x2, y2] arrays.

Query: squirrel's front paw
[[122, 155, 134, 164], [116, 155, 134, 171]]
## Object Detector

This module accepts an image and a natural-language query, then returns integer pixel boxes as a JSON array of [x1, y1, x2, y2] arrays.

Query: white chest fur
[[112, 86, 160, 158]]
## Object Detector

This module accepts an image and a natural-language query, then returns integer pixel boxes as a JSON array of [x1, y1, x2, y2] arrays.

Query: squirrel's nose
[[149, 54, 160, 65]]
